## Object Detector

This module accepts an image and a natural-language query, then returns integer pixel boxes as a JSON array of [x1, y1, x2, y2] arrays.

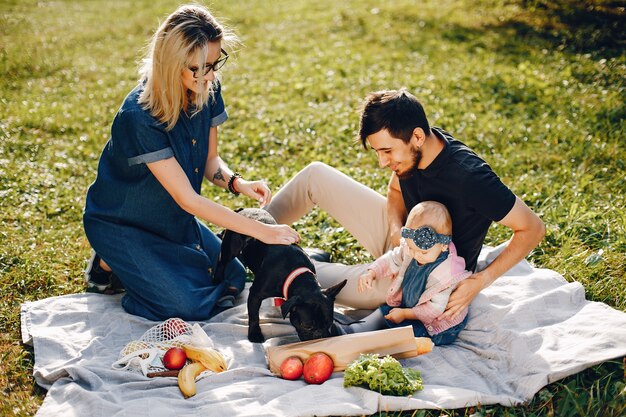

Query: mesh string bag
[[112, 318, 217, 376]]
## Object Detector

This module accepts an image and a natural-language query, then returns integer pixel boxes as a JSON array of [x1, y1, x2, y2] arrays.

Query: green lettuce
[[343, 354, 423, 396]]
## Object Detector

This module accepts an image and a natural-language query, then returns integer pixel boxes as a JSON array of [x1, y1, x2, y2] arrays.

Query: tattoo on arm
[[213, 167, 225, 182]]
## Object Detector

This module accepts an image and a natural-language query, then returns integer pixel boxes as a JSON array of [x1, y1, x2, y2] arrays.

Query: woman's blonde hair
[[138, 4, 238, 130], [406, 201, 453, 235]]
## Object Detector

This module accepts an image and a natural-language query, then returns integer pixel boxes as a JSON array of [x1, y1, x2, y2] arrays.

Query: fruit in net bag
[[162, 347, 187, 370], [163, 318, 191, 337], [303, 352, 334, 384], [279, 356, 304, 380]]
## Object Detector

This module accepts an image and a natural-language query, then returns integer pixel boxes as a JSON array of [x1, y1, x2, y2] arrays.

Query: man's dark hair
[[358, 89, 430, 149]]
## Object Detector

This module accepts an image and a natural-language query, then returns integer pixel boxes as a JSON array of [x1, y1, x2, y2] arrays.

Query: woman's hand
[[257, 223, 300, 246], [235, 179, 272, 207], [358, 270, 376, 293]]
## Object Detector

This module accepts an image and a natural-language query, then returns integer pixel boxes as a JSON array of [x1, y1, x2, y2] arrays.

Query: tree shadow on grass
[[425, 0, 625, 98], [381, 1, 624, 73], [467, 0, 626, 107], [489, 0, 625, 58], [402, 0, 625, 61]]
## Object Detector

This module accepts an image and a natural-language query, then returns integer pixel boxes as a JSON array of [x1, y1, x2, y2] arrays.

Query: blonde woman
[[83, 4, 299, 321]]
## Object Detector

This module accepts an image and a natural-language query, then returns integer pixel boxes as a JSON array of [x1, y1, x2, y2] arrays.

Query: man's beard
[[396, 146, 422, 180]]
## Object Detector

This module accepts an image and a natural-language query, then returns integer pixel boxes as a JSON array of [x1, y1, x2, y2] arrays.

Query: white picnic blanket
[[21, 245, 626, 416]]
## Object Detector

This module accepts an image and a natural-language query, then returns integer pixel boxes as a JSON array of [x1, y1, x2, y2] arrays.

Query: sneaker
[[303, 247, 331, 263], [84, 250, 125, 294]]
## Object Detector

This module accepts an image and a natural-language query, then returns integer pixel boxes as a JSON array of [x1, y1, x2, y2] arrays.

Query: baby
[[333, 201, 472, 346]]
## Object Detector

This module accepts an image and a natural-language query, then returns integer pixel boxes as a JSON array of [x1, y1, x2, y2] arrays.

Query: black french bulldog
[[214, 208, 347, 343]]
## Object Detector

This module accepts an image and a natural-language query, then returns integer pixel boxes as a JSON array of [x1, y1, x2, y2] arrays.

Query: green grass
[[1, 0, 625, 416]]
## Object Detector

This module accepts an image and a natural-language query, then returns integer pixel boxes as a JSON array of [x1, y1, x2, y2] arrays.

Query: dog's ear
[[220, 231, 249, 262], [214, 230, 249, 284], [280, 296, 301, 319], [322, 279, 348, 300]]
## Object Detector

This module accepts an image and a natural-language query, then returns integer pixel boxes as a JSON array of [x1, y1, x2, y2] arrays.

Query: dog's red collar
[[282, 267, 313, 299], [273, 267, 314, 307]]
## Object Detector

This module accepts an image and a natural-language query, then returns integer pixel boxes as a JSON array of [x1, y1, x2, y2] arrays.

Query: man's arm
[[387, 173, 407, 247], [440, 196, 545, 320]]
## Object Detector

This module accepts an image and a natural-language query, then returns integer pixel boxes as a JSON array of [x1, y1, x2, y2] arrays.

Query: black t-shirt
[[399, 127, 516, 271]]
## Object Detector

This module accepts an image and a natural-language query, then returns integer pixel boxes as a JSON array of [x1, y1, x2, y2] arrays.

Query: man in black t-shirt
[[395, 126, 515, 273], [356, 89, 545, 320], [267, 89, 545, 319]]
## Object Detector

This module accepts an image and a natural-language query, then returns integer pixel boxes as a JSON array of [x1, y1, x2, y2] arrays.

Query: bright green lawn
[[1, 0, 624, 416]]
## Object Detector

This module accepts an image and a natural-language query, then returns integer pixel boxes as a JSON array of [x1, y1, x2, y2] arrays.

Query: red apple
[[163, 318, 190, 337], [162, 347, 187, 370], [279, 356, 304, 380], [303, 352, 334, 384]]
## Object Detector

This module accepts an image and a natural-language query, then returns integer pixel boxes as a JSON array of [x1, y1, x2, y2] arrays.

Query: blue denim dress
[[83, 83, 245, 321], [379, 252, 468, 345]]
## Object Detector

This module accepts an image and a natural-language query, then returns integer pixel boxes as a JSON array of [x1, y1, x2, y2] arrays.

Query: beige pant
[[265, 162, 394, 309]]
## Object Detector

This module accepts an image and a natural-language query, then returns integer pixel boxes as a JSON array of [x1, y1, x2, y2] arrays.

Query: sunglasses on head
[[401, 226, 451, 250]]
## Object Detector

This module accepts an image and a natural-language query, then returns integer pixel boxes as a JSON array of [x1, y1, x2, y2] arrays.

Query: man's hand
[[384, 307, 409, 324], [440, 197, 545, 321], [438, 275, 483, 321]]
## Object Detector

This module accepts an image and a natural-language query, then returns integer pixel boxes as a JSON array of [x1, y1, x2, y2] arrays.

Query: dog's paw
[[248, 329, 265, 343]]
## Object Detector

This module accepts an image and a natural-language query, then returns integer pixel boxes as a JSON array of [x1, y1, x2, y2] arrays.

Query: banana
[[182, 344, 228, 373], [177, 362, 206, 398]]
